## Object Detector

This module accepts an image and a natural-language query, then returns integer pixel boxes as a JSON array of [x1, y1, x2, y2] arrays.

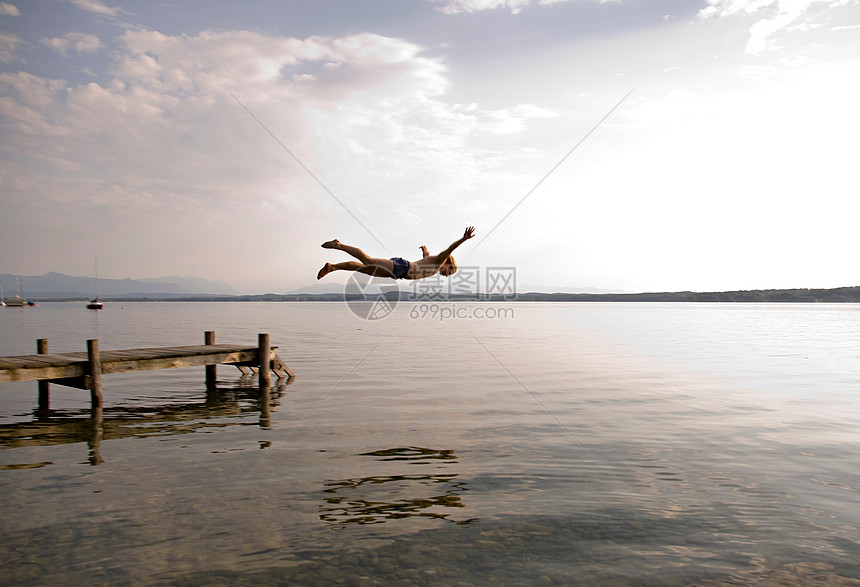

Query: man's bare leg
[[317, 261, 362, 280], [355, 262, 395, 277], [321, 239, 376, 264]]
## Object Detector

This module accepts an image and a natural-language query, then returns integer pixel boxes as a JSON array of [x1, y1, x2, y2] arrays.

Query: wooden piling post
[[205, 331, 217, 389], [258, 333, 271, 390], [87, 339, 103, 410], [259, 387, 271, 429], [37, 338, 50, 412]]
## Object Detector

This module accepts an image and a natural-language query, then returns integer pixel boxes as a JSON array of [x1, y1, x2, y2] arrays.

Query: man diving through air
[[317, 226, 476, 281]]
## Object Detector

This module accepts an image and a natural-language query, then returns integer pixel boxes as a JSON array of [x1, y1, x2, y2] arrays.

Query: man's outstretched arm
[[437, 226, 475, 260]]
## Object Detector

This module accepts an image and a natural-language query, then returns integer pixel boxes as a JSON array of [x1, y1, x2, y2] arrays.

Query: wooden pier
[[0, 331, 294, 411]]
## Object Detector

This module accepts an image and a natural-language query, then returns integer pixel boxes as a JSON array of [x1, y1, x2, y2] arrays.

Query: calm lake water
[[1, 301, 859, 585]]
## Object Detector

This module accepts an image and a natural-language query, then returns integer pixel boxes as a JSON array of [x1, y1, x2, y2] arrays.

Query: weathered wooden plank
[[97, 346, 259, 363], [1, 346, 255, 364], [105, 344, 257, 355], [0, 353, 88, 369], [0, 364, 88, 383], [103, 349, 171, 359], [100, 350, 260, 374], [1, 353, 256, 382], [102, 349, 207, 360], [0, 357, 56, 370], [0, 345, 266, 365], [0, 340, 290, 385]]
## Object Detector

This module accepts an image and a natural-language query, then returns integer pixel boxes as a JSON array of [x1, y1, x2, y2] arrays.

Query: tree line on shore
[[507, 286, 860, 303], [32, 286, 860, 303]]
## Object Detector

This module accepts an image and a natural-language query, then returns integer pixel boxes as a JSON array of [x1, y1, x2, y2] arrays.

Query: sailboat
[[1, 282, 5, 306], [87, 257, 104, 310], [5, 270, 27, 307]]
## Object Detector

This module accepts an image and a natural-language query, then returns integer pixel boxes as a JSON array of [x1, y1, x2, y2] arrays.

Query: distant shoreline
[[20, 285, 860, 303]]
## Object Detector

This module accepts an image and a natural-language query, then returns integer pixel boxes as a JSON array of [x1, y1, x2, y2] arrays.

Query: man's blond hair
[[445, 255, 458, 274]]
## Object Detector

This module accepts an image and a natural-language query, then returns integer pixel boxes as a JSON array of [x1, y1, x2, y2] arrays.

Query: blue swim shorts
[[390, 257, 411, 280]]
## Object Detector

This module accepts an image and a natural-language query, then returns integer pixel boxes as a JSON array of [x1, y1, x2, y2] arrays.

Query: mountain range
[[1, 272, 626, 299], [0, 272, 237, 299], [285, 282, 626, 295]]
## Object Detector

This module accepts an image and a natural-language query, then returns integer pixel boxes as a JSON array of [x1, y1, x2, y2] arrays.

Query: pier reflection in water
[[319, 447, 477, 527], [0, 374, 289, 468]]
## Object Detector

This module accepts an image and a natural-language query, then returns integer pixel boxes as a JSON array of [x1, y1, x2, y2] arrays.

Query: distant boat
[[87, 257, 104, 310], [0, 283, 5, 306], [5, 270, 27, 307]]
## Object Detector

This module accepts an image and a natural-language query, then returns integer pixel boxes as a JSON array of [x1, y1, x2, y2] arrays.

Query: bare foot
[[317, 262, 334, 280], [321, 239, 341, 249]]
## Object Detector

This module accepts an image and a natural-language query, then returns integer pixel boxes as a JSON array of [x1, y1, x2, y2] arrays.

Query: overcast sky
[[1, 0, 858, 293]]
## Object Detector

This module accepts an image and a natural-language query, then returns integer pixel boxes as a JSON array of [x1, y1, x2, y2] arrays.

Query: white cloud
[[40, 33, 101, 56], [697, 0, 853, 53], [109, 30, 449, 100], [698, 0, 773, 18], [0, 29, 556, 289], [70, 0, 119, 16], [475, 103, 556, 134], [431, 0, 617, 14], [434, 0, 530, 14], [0, 31, 24, 63], [0, 2, 20, 16]]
